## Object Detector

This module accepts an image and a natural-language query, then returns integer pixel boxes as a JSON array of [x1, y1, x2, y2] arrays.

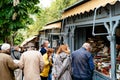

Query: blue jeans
[[48, 73, 52, 80]]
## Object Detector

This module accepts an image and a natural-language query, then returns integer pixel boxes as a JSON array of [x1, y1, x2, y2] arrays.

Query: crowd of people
[[0, 40, 94, 80]]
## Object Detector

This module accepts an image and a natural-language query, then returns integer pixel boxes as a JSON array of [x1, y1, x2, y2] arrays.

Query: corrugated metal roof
[[62, 0, 118, 18], [45, 19, 62, 26], [43, 22, 61, 30], [20, 36, 37, 47], [48, 32, 66, 35], [63, 0, 89, 12]]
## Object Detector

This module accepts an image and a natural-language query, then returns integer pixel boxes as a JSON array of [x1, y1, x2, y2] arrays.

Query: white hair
[[1, 43, 10, 50], [82, 43, 91, 50], [42, 40, 49, 45]]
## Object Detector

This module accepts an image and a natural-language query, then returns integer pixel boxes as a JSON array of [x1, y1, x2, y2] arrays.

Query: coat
[[19, 50, 44, 80], [71, 47, 94, 79], [40, 53, 52, 77], [52, 52, 72, 80], [0, 53, 18, 80]]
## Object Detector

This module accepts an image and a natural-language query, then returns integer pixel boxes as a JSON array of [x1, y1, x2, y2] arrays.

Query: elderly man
[[0, 43, 18, 80], [71, 42, 94, 80], [40, 40, 50, 55], [19, 42, 44, 80]]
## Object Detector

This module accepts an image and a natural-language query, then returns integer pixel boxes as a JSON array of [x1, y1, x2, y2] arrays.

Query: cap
[[1, 43, 10, 50]]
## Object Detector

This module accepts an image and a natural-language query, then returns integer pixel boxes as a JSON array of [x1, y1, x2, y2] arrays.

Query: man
[[18, 42, 44, 80], [40, 40, 49, 55], [0, 43, 18, 80], [11, 46, 22, 60], [11, 46, 23, 80], [71, 42, 94, 80]]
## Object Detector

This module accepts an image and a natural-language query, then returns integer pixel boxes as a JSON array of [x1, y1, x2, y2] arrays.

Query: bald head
[[82, 43, 91, 52]]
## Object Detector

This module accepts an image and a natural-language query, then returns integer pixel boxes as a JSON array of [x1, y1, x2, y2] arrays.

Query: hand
[[13, 60, 20, 64], [49, 55, 52, 59], [48, 56, 52, 61], [54, 74, 57, 78]]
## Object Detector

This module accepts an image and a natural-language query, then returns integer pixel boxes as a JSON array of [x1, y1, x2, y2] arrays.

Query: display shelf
[[93, 70, 111, 80]]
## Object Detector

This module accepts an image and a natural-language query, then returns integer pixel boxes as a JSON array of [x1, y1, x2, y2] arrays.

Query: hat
[[1, 43, 10, 50]]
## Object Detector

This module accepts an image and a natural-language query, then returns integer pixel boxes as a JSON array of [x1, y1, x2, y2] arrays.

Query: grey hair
[[82, 43, 91, 50], [42, 40, 49, 44]]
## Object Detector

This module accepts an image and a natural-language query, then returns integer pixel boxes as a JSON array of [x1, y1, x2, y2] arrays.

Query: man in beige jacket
[[19, 42, 44, 80], [0, 43, 19, 80]]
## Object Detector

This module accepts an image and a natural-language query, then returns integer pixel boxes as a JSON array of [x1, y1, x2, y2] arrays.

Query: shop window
[[85, 26, 111, 76], [87, 25, 120, 79]]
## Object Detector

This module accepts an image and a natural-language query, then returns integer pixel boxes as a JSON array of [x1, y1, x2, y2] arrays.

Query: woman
[[40, 48, 54, 80], [52, 44, 72, 80]]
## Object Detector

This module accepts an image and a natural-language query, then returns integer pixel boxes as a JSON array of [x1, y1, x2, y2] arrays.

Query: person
[[71, 42, 94, 80], [18, 42, 44, 80], [11, 46, 21, 60], [40, 40, 50, 55], [52, 44, 72, 80], [0, 43, 19, 80], [11, 46, 23, 80], [40, 48, 54, 80]]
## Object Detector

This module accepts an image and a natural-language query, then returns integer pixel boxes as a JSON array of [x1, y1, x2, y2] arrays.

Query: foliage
[[48, 0, 77, 20], [26, 0, 78, 37], [44, 0, 78, 22], [13, 31, 24, 45], [0, 0, 40, 44]]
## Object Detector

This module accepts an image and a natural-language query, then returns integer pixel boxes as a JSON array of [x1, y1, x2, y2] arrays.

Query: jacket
[[0, 53, 18, 80], [52, 52, 72, 80], [40, 53, 52, 77], [19, 50, 44, 80], [40, 47, 47, 55], [71, 47, 94, 78]]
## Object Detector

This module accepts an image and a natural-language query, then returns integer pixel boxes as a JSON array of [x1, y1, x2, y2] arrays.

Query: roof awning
[[62, 0, 118, 18], [48, 32, 66, 35], [43, 22, 61, 30], [20, 36, 37, 47]]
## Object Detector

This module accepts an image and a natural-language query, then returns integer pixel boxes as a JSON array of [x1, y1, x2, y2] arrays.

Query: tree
[[48, 0, 78, 21], [26, 0, 78, 37], [0, 0, 40, 45], [13, 30, 24, 45]]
